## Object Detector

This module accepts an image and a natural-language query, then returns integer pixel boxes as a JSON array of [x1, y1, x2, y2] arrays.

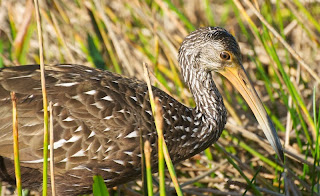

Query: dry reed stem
[[143, 63, 155, 111]]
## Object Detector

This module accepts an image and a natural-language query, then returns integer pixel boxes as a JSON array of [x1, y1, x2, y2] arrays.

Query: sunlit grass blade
[[87, 34, 106, 70], [8, 7, 17, 40], [160, 0, 195, 31], [11, 92, 22, 196], [233, 0, 315, 153], [52, 0, 70, 24], [143, 64, 165, 195], [261, 28, 314, 152], [33, 0, 49, 195], [74, 34, 96, 67], [86, 1, 121, 73], [160, 132, 183, 196], [9, 0, 33, 64], [16, 24, 34, 65], [154, 97, 183, 196], [144, 140, 154, 196], [311, 86, 320, 195], [290, 0, 320, 34], [243, 0, 320, 84], [92, 175, 109, 196], [231, 134, 283, 171], [145, 62, 183, 195]]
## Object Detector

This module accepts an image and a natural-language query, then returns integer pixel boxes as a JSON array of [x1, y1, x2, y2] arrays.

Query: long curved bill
[[219, 64, 284, 163]]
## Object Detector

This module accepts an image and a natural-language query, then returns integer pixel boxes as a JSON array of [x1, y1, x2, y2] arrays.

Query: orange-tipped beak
[[219, 65, 284, 162]]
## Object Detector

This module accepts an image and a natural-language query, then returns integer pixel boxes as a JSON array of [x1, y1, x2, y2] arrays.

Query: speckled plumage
[[0, 27, 239, 195]]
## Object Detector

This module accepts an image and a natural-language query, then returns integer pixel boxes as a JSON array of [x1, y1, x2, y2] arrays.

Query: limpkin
[[0, 27, 283, 195]]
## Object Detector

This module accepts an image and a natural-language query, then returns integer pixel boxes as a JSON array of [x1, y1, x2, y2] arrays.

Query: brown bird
[[0, 27, 283, 195]]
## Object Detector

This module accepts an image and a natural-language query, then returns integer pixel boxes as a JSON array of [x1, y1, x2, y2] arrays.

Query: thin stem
[[143, 63, 165, 195], [49, 102, 56, 196], [11, 92, 22, 196], [144, 140, 154, 196], [33, 0, 49, 195]]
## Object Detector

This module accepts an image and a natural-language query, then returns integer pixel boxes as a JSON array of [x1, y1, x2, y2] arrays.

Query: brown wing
[[0, 64, 154, 171]]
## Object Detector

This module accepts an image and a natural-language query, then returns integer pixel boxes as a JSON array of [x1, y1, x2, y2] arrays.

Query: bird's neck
[[182, 66, 227, 140]]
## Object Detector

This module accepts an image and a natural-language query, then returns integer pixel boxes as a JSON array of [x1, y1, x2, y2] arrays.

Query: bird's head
[[178, 27, 242, 73], [179, 27, 284, 162]]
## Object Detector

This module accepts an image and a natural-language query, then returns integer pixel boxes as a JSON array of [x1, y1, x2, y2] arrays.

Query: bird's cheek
[[206, 61, 222, 72]]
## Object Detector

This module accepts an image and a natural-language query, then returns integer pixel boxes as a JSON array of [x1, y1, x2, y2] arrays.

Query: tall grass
[[0, 0, 319, 195]]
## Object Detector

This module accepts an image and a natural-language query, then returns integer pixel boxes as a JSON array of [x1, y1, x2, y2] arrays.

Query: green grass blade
[[242, 166, 262, 196], [235, 137, 283, 172], [145, 64, 183, 196], [17, 24, 34, 64], [144, 140, 154, 196], [154, 98, 166, 196], [144, 64, 166, 195], [204, 0, 215, 26], [311, 86, 320, 195], [93, 175, 109, 196], [291, 0, 320, 33], [87, 3, 121, 73], [87, 34, 106, 70], [161, 138, 183, 196], [161, 0, 195, 31]]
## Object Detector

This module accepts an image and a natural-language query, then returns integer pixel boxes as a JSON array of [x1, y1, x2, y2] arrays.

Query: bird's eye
[[220, 51, 231, 60]]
